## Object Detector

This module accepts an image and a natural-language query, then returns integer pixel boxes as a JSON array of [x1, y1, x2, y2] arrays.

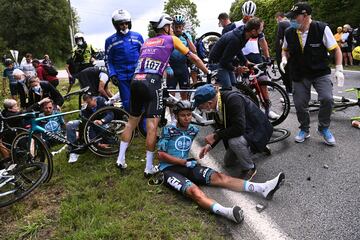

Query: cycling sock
[[145, 150, 154, 171], [116, 141, 129, 165], [210, 202, 233, 219], [244, 180, 265, 194]]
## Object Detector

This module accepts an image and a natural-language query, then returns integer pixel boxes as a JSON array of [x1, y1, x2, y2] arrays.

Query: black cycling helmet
[[4, 58, 13, 67], [173, 100, 193, 114]]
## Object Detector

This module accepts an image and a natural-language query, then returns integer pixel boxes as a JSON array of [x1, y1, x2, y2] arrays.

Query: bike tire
[[268, 127, 290, 144], [234, 82, 260, 106], [11, 133, 53, 182], [259, 81, 290, 126], [0, 162, 47, 208], [84, 106, 134, 157]]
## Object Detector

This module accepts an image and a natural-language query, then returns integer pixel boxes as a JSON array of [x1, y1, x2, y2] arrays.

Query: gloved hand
[[182, 32, 189, 40], [185, 159, 197, 168], [110, 75, 119, 86], [334, 65, 345, 87], [279, 56, 287, 73]]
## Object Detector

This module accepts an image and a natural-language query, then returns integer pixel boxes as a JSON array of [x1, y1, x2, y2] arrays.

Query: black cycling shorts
[[130, 73, 164, 118], [167, 64, 190, 89], [162, 163, 216, 195]]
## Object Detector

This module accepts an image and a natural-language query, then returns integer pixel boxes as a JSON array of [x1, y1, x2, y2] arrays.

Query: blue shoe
[[317, 128, 336, 146], [294, 130, 310, 143]]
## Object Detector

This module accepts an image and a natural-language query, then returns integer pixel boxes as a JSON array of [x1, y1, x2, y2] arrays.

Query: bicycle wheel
[[11, 132, 53, 182], [267, 64, 282, 82], [234, 82, 260, 106], [268, 128, 290, 144], [84, 106, 134, 157], [0, 162, 47, 208], [258, 81, 290, 126]]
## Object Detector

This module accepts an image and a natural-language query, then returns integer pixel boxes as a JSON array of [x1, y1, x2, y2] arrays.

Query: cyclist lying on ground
[[66, 93, 113, 163], [195, 84, 273, 180], [157, 100, 285, 224]]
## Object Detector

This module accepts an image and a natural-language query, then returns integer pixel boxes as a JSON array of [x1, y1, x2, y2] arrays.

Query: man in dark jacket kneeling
[[195, 84, 273, 180]]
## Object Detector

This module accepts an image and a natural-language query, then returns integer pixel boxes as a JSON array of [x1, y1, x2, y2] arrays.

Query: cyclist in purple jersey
[[116, 14, 209, 178]]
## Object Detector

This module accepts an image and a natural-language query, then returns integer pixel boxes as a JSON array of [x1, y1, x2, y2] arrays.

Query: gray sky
[[71, 0, 235, 49]]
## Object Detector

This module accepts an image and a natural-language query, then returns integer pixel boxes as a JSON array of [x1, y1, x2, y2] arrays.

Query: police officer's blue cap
[[193, 84, 216, 107]]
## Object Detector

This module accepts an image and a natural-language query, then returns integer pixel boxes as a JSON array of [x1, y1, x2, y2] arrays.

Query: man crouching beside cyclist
[[157, 100, 285, 223]]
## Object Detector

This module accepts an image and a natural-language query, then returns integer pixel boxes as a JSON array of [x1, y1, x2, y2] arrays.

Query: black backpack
[[42, 64, 58, 76]]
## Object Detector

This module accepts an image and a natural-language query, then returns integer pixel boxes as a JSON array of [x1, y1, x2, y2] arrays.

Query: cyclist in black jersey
[[158, 100, 285, 224]]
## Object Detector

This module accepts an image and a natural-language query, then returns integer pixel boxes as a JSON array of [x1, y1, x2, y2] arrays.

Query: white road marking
[[191, 140, 291, 240]]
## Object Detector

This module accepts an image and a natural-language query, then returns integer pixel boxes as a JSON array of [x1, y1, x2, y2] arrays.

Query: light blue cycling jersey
[[158, 123, 199, 170], [170, 32, 192, 65]]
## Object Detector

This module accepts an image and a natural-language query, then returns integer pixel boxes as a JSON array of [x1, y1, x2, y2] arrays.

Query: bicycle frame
[[0, 165, 16, 197]]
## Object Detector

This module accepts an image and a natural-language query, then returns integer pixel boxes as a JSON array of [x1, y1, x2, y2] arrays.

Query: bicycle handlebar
[[63, 86, 90, 99]]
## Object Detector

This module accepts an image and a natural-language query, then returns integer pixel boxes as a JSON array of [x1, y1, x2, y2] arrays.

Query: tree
[[164, 0, 200, 36], [0, 0, 79, 63], [147, 0, 200, 37]]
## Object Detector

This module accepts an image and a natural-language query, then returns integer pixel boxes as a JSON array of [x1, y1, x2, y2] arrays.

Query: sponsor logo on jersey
[[144, 38, 164, 47]]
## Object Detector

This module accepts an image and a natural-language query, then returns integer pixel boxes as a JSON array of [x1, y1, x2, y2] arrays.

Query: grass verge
[[0, 79, 232, 240]]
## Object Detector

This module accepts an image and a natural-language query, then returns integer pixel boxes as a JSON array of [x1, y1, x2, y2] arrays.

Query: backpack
[[42, 64, 58, 76]]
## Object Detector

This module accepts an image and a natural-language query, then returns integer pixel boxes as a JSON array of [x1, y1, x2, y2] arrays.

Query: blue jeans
[[66, 120, 81, 151], [217, 67, 235, 89]]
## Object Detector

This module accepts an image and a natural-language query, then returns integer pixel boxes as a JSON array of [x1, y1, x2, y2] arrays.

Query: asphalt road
[[192, 70, 360, 240]]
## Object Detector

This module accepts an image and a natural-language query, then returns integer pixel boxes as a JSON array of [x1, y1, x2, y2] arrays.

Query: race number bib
[[144, 58, 161, 72]]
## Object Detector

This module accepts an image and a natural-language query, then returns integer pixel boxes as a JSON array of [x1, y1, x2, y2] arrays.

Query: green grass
[[0, 80, 231, 240]]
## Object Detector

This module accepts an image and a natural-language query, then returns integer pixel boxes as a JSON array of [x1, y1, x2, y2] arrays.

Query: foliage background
[[0, 0, 79, 64]]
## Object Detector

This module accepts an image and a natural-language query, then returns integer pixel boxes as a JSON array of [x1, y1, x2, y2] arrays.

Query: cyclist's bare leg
[[145, 117, 160, 151], [121, 115, 140, 142]]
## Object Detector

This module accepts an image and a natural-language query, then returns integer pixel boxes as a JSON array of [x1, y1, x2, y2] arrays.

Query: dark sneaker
[[242, 165, 257, 181], [229, 206, 244, 224], [262, 172, 285, 200]]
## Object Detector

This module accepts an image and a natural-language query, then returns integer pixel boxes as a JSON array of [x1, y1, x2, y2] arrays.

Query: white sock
[[210, 203, 233, 219], [116, 141, 129, 165], [145, 150, 154, 171], [244, 180, 265, 194]]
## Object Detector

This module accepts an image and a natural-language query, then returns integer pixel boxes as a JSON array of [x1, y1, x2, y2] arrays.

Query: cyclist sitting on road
[[158, 100, 285, 224], [105, 9, 144, 113], [38, 100, 66, 148], [115, 14, 209, 177], [27, 76, 64, 111], [168, 15, 197, 100], [73, 66, 113, 99], [66, 93, 113, 163], [194, 84, 273, 180]]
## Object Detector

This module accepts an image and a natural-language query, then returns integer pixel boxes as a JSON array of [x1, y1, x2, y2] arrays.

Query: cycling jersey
[[170, 32, 192, 64], [157, 124, 199, 171], [105, 31, 144, 81], [135, 35, 190, 76], [237, 20, 265, 56]]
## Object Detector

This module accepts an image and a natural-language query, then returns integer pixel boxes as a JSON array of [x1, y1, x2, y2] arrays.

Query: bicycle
[[0, 161, 47, 208], [234, 62, 291, 126], [266, 58, 282, 82]]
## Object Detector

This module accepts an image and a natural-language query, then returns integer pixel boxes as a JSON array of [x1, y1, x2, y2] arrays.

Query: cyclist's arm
[[173, 36, 209, 74], [186, 34, 197, 53], [98, 72, 111, 97], [220, 38, 242, 70], [259, 37, 270, 59], [158, 151, 187, 166], [47, 84, 64, 107]]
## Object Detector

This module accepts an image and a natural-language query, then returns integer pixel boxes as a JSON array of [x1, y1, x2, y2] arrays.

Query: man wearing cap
[[194, 84, 273, 180], [281, 2, 344, 145]]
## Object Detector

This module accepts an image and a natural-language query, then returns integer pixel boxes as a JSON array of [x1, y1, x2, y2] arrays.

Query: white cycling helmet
[[150, 14, 173, 30], [112, 9, 132, 29], [242, 1, 257, 17], [74, 32, 84, 39]]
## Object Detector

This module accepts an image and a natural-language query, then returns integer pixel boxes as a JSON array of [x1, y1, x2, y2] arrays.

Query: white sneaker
[[68, 153, 79, 163], [262, 172, 285, 200], [144, 165, 159, 178], [268, 110, 280, 120], [228, 206, 244, 224], [116, 163, 127, 169]]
